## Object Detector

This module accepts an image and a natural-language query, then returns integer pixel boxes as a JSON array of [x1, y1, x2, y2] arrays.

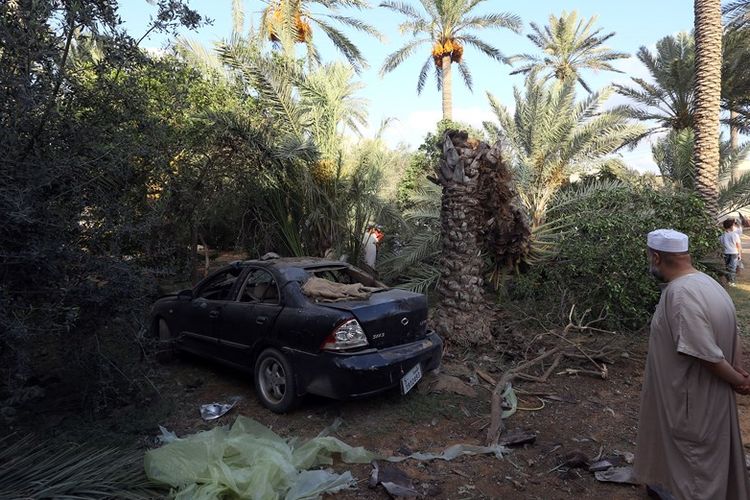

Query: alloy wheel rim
[[258, 358, 286, 404]]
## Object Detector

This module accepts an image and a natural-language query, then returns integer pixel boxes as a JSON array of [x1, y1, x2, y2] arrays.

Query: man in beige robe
[[634, 229, 750, 499]]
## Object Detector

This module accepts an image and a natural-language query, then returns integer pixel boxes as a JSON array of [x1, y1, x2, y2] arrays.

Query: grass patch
[[729, 281, 750, 337]]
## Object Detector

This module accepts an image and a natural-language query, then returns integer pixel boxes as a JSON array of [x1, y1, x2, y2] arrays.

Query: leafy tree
[[513, 185, 718, 330], [693, 0, 723, 218], [613, 33, 695, 136], [484, 73, 644, 226], [0, 0, 207, 409], [379, 0, 521, 120], [210, 39, 400, 263], [509, 10, 628, 93]]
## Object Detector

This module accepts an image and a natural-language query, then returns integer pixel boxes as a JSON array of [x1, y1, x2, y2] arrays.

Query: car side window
[[196, 269, 241, 301], [239, 269, 280, 305]]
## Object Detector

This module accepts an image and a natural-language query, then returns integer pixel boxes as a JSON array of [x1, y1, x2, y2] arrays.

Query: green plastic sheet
[[144, 416, 375, 500]]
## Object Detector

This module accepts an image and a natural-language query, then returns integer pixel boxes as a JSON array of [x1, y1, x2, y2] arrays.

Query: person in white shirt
[[720, 218, 743, 286]]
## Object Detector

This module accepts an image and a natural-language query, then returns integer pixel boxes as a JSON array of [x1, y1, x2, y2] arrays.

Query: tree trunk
[[693, 0, 723, 219], [433, 131, 492, 347], [442, 55, 452, 121]]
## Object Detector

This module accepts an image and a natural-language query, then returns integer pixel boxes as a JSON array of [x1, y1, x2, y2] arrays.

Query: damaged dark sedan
[[150, 257, 443, 412]]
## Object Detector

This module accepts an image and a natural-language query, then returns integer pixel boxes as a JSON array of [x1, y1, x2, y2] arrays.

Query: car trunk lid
[[320, 289, 428, 348]]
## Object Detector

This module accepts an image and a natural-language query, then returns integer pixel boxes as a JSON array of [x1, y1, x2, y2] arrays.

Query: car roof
[[238, 257, 351, 282]]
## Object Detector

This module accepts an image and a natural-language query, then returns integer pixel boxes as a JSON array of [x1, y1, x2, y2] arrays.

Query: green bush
[[512, 185, 719, 330]]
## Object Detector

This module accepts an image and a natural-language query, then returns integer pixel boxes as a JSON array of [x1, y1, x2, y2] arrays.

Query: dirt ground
[[134, 240, 750, 499], [9, 246, 750, 499]]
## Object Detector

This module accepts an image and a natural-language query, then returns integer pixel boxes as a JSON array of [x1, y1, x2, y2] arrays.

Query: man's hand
[[732, 366, 750, 395]]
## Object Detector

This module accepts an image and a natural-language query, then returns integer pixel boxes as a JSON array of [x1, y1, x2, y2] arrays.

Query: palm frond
[[457, 59, 473, 91], [380, 38, 431, 75], [458, 34, 507, 63], [379, 0, 424, 20], [0, 435, 159, 499], [310, 17, 369, 73]]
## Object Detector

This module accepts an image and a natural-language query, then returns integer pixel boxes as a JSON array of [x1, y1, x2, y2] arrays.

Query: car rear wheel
[[155, 318, 175, 363], [254, 348, 298, 413]]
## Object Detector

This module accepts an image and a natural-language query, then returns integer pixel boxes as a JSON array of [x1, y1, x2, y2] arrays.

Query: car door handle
[[209, 310, 220, 319], [256, 316, 267, 325]]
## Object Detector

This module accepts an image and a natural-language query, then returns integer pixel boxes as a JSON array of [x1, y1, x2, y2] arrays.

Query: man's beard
[[650, 264, 665, 282]]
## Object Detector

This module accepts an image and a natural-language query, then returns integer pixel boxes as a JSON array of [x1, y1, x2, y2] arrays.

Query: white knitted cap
[[647, 229, 688, 253]]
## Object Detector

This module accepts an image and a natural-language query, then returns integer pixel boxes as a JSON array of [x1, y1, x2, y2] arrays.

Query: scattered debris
[[594, 466, 637, 485], [386, 443, 509, 463], [199, 396, 241, 421], [485, 306, 615, 446], [560, 450, 589, 469], [614, 450, 635, 464], [476, 369, 497, 386], [496, 429, 536, 447], [429, 374, 477, 398], [369, 461, 420, 497], [145, 416, 375, 499], [588, 460, 614, 472]]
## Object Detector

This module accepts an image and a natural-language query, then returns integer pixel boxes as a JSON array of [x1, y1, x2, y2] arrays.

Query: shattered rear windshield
[[300, 266, 387, 302], [306, 266, 384, 288]]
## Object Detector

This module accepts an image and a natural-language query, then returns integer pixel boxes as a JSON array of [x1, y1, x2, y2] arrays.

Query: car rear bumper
[[284, 331, 443, 399]]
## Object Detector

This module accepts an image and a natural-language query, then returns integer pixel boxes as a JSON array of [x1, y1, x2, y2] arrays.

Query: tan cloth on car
[[301, 277, 382, 302], [633, 272, 750, 500]]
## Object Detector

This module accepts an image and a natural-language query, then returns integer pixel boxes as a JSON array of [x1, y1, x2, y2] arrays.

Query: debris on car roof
[[301, 276, 383, 302], [260, 252, 281, 260]]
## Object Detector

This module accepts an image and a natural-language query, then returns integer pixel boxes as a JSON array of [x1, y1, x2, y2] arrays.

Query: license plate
[[400, 363, 422, 395]]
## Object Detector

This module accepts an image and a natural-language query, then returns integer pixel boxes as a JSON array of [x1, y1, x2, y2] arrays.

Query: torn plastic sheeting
[[386, 443, 509, 462], [144, 416, 374, 500], [501, 383, 517, 419], [286, 470, 355, 500]]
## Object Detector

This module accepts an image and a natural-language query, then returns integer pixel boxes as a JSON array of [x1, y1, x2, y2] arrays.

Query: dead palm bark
[[694, 0, 723, 218], [433, 131, 497, 346]]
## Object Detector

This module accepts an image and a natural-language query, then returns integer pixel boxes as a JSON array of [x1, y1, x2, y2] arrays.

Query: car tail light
[[321, 319, 369, 351]]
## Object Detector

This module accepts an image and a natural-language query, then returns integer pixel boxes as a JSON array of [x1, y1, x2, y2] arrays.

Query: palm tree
[[693, 0, 723, 218], [724, 0, 750, 28], [613, 33, 695, 137], [484, 72, 645, 227], [653, 128, 750, 216], [433, 130, 522, 346], [509, 11, 628, 93], [259, 0, 381, 73], [723, 24, 750, 151], [379, 0, 521, 120]]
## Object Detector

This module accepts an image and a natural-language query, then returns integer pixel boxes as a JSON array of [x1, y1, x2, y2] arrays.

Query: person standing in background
[[721, 218, 743, 286]]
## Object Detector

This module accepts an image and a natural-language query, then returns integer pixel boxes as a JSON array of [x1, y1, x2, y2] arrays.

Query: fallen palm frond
[[485, 306, 614, 446], [0, 434, 161, 499]]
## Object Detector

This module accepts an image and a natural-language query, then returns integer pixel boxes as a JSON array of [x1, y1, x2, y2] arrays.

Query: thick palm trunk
[[441, 55, 452, 121], [693, 0, 723, 218], [433, 131, 491, 346]]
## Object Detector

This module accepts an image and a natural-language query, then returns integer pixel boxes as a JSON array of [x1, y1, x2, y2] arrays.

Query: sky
[[116, 0, 701, 173]]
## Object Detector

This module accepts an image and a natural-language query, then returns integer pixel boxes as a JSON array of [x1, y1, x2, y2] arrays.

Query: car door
[[216, 267, 283, 367], [178, 266, 243, 357]]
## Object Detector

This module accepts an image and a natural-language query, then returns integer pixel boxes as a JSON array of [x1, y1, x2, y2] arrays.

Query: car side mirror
[[177, 289, 193, 300]]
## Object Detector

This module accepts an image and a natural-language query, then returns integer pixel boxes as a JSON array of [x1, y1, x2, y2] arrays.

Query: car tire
[[254, 348, 298, 413], [155, 318, 175, 363]]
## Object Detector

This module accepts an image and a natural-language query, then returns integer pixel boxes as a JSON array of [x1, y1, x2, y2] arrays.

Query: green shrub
[[512, 185, 719, 331]]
